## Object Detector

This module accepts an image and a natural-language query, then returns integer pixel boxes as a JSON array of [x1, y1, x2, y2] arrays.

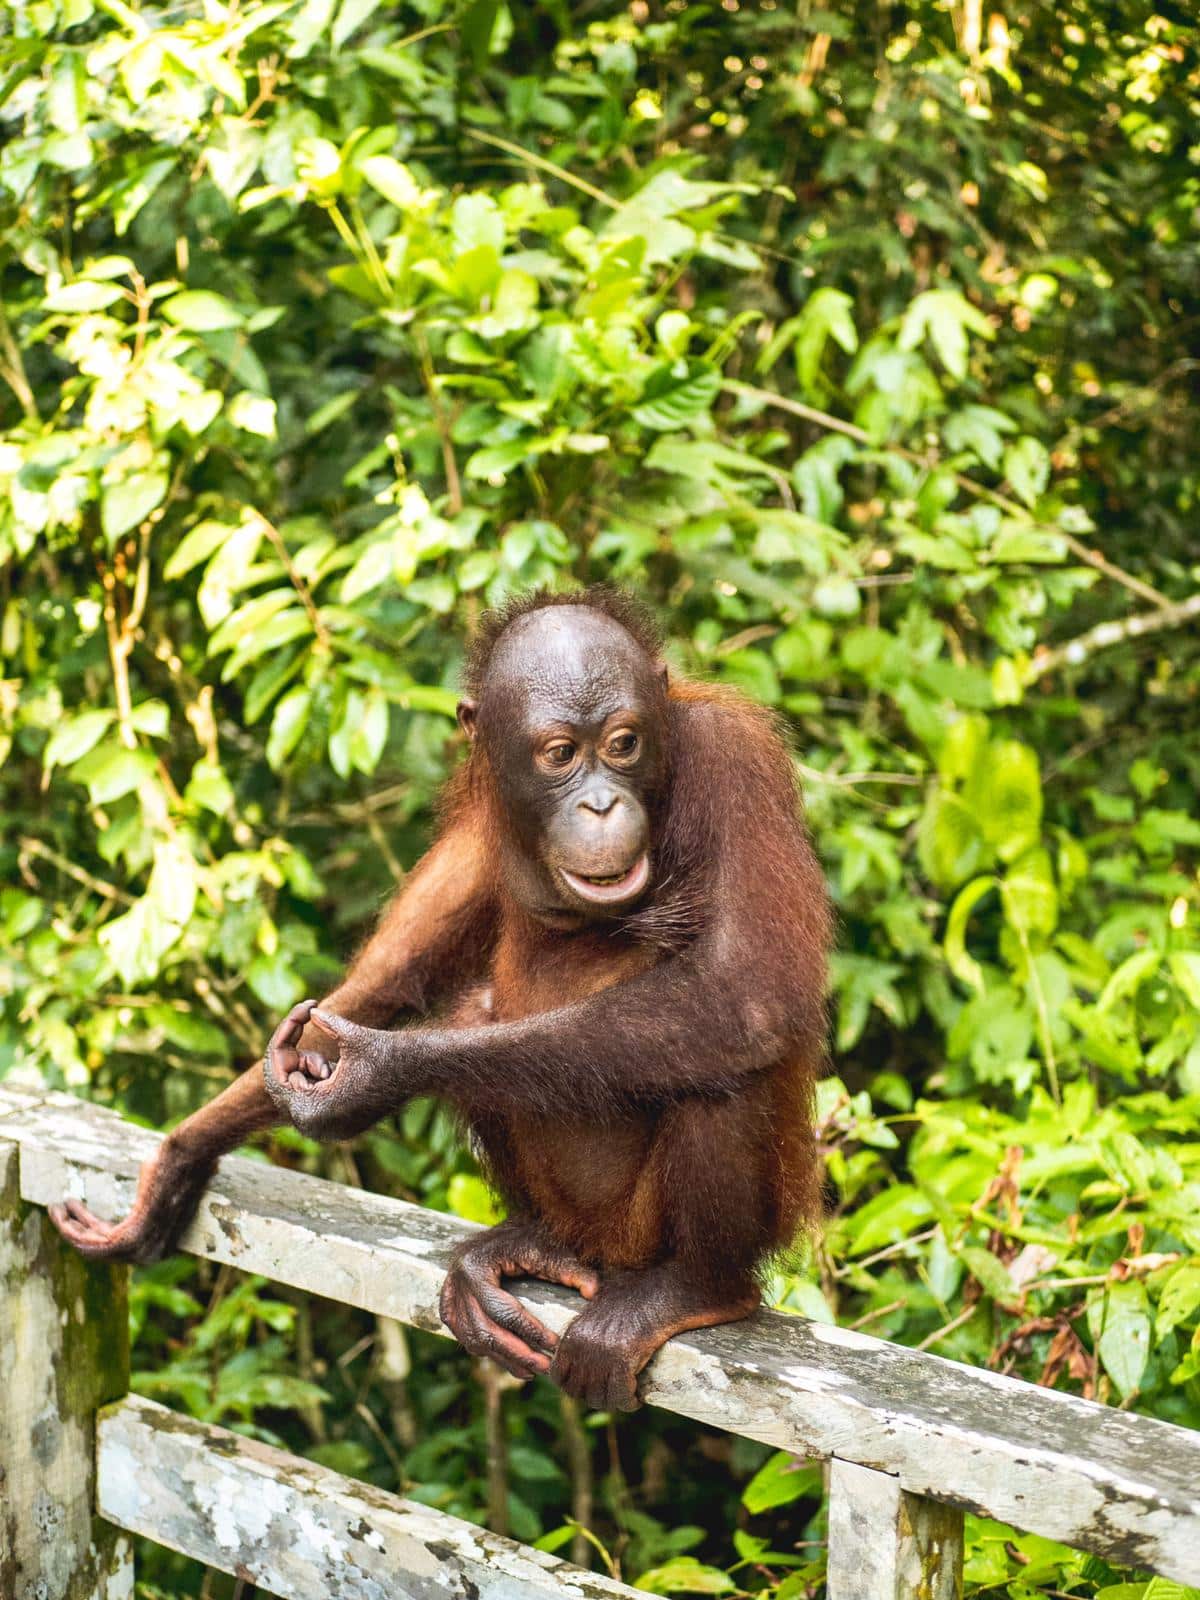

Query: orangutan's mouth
[[558, 853, 650, 907]]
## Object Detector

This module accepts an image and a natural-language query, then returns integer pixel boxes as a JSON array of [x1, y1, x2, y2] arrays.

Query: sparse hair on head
[[463, 585, 665, 699]]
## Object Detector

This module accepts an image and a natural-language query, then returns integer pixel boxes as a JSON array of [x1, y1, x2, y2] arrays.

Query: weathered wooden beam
[[0, 1136, 133, 1600], [827, 1458, 962, 1600], [97, 1394, 642, 1599], [4, 1086, 1200, 1582]]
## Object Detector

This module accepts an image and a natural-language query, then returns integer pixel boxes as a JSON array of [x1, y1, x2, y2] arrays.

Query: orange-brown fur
[[49, 588, 830, 1329], [432, 656, 829, 1283]]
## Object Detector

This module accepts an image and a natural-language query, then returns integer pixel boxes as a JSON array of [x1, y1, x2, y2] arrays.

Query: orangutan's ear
[[457, 698, 478, 740]]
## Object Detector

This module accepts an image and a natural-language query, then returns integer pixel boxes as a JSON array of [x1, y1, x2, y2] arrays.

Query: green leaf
[[943, 404, 1016, 470], [958, 1244, 1017, 1304], [266, 687, 311, 770], [944, 876, 999, 992], [899, 289, 993, 379], [358, 154, 422, 210], [1156, 1264, 1200, 1338], [227, 393, 277, 436], [341, 538, 394, 603], [101, 469, 168, 543], [221, 610, 312, 678], [69, 743, 155, 804], [130, 699, 170, 738], [636, 1558, 736, 1596], [1004, 437, 1051, 508], [966, 740, 1043, 861], [162, 290, 244, 331], [451, 193, 504, 256], [632, 363, 721, 430], [208, 590, 297, 656], [742, 1452, 819, 1514], [44, 280, 126, 312], [465, 437, 539, 482], [147, 841, 197, 929], [845, 1184, 934, 1255], [99, 898, 177, 986], [329, 687, 364, 780], [1099, 948, 1162, 1013], [246, 950, 304, 1010], [533, 1527, 578, 1556], [44, 710, 113, 770], [446, 1173, 502, 1225], [460, 0, 501, 66], [1167, 952, 1200, 1010], [1089, 1280, 1151, 1399], [164, 519, 238, 581], [791, 287, 858, 393], [1002, 847, 1058, 941], [391, 684, 459, 717], [185, 760, 235, 815], [918, 791, 986, 889], [349, 685, 388, 772], [811, 576, 862, 618], [1142, 1581, 1200, 1600]]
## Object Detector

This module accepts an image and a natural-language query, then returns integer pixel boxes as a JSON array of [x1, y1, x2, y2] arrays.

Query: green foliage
[[2, 0, 1198, 1595]]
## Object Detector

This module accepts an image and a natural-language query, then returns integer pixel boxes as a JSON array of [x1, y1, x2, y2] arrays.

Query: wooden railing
[[2, 1082, 1198, 1599]]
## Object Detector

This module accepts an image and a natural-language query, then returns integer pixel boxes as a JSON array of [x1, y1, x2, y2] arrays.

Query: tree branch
[[252, 511, 333, 650], [723, 379, 1172, 610], [0, 297, 38, 422], [1025, 590, 1200, 686]]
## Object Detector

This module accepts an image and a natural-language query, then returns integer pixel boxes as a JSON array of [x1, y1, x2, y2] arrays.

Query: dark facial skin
[[458, 607, 669, 925]]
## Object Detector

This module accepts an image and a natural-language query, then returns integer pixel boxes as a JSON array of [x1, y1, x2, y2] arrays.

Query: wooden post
[[0, 1138, 133, 1600], [827, 1458, 963, 1600]]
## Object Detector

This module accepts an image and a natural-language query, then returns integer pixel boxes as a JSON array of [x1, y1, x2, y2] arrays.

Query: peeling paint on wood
[[0, 1137, 134, 1600], [828, 1458, 962, 1600], [98, 1396, 642, 1599], [4, 1088, 1200, 1584]]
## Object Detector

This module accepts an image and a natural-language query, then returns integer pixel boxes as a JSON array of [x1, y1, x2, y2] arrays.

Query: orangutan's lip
[[558, 853, 650, 906]]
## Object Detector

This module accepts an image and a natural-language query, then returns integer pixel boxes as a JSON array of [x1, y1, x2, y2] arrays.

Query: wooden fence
[[2, 1082, 1198, 1600]]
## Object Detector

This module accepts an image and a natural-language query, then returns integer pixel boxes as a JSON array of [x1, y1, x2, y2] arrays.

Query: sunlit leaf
[[162, 290, 245, 331]]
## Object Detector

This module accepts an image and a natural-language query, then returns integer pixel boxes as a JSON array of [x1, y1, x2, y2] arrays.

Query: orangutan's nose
[[578, 784, 619, 817]]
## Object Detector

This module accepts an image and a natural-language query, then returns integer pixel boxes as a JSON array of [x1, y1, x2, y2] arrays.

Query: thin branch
[[559, 1394, 595, 1570], [414, 331, 463, 514], [461, 128, 618, 208], [101, 564, 137, 749], [98, 464, 174, 749], [1002, 880, 1060, 1104], [128, 521, 153, 635], [1063, 358, 1199, 441], [848, 1297, 907, 1331], [355, 778, 406, 885], [252, 511, 333, 650], [1025, 590, 1200, 685], [0, 296, 38, 421], [723, 379, 1172, 609], [478, 1358, 512, 1537], [797, 764, 924, 788], [129, 268, 151, 364], [831, 1226, 939, 1276], [353, 1399, 406, 1482], [914, 1302, 979, 1351], [18, 837, 135, 905], [288, 781, 412, 827], [715, 623, 780, 655]]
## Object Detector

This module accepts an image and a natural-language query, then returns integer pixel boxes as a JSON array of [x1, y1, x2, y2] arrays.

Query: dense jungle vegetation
[[2, 0, 1198, 1594]]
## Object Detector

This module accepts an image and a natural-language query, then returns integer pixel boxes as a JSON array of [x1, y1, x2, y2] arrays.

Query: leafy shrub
[[2, 2, 1197, 1595]]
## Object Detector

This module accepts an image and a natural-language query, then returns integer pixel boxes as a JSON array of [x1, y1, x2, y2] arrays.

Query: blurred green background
[[2, 1, 1198, 1595]]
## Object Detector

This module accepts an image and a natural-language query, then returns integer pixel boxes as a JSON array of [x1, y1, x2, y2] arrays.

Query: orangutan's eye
[[607, 731, 639, 759], [545, 741, 576, 767]]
